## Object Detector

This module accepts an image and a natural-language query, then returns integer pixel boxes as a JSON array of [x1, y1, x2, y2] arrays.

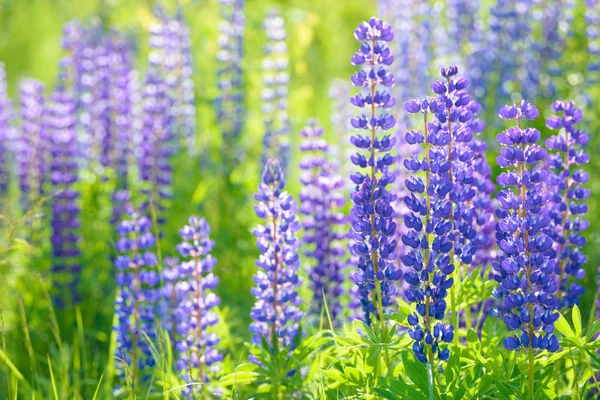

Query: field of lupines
[[1, 0, 600, 399]]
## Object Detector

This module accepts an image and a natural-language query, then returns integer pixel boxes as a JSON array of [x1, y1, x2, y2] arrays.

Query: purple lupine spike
[[173, 12, 196, 151], [492, 100, 559, 353], [471, 0, 537, 105], [217, 0, 245, 166], [0, 62, 12, 198], [159, 256, 181, 340], [173, 216, 222, 398], [261, 9, 290, 170], [62, 21, 84, 100], [586, 0, 600, 99], [48, 71, 81, 308], [151, 8, 195, 151], [348, 17, 400, 328], [329, 80, 355, 195], [17, 79, 46, 210], [402, 96, 455, 364], [250, 159, 303, 355], [298, 121, 346, 324], [108, 32, 138, 224], [138, 58, 174, 223], [113, 212, 159, 391], [544, 101, 589, 309]]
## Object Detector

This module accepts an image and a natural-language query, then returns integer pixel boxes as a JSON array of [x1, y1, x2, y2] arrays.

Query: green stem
[[427, 361, 435, 400], [528, 347, 534, 399]]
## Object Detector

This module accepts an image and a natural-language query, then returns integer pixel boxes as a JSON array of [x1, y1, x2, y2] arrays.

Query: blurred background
[[0, 0, 599, 395]]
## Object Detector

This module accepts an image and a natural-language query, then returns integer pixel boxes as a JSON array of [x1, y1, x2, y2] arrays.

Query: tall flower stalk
[[299, 121, 346, 324], [250, 159, 303, 355], [217, 0, 245, 165], [48, 71, 81, 308], [544, 101, 589, 309], [113, 212, 159, 392], [17, 79, 46, 211], [403, 97, 455, 365], [348, 17, 400, 328], [493, 101, 559, 394], [173, 216, 222, 398], [261, 9, 289, 169], [0, 62, 11, 200]]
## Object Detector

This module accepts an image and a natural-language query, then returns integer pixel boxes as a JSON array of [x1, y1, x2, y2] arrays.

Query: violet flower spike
[[544, 100, 589, 309], [402, 96, 455, 364], [173, 216, 223, 398], [492, 100, 560, 354], [299, 121, 346, 325], [113, 212, 159, 390], [250, 159, 303, 357], [47, 74, 82, 308], [349, 17, 400, 328], [260, 9, 290, 170]]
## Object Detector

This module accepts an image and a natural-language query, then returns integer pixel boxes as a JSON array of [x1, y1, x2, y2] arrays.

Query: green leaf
[[400, 352, 429, 396], [554, 313, 575, 338], [572, 305, 582, 336], [585, 320, 600, 341]]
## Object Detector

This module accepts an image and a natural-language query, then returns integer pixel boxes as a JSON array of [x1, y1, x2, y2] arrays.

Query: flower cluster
[[261, 9, 289, 169], [348, 17, 400, 327], [403, 95, 455, 363], [216, 0, 245, 163], [250, 159, 303, 354], [151, 7, 196, 151], [492, 100, 559, 353], [17, 79, 47, 210], [544, 101, 589, 309], [299, 121, 346, 324], [586, 0, 600, 93], [113, 212, 159, 389], [47, 76, 81, 308], [138, 59, 174, 223], [0, 62, 12, 198], [173, 216, 222, 397]]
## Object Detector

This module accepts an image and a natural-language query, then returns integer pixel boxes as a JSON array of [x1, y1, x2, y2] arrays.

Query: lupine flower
[[586, 0, 600, 98], [17, 79, 46, 210], [79, 28, 111, 170], [299, 121, 346, 324], [403, 96, 455, 364], [250, 159, 303, 355], [329, 80, 355, 194], [216, 0, 245, 163], [348, 17, 400, 327], [108, 32, 138, 223], [533, 1, 574, 98], [113, 212, 159, 389], [492, 100, 559, 353], [47, 72, 81, 308], [150, 8, 195, 151], [544, 101, 589, 309], [261, 9, 290, 170], [173, 216, 222, 397], [471, 0, 536, 103], [138, 59, 174, 223], [0, 62, 12, 199]]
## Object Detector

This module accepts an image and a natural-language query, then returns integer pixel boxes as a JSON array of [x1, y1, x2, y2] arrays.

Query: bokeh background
[[0, 0, 599, 395]]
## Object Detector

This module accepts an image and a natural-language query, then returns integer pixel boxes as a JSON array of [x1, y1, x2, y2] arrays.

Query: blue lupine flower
[[17, 79, 46, 210], [250, 159, 303, 355], [113, 212, 159, 390], [544, 101, 589, 309], [173, 216, 223, 398], [0, 63, 12, 199], [217, 0, 245, 163], [261, 9, 290, 170], [348, 17, 401, 327], [403, 95, 456, 364], [47, 69, 81, 308], [492, 100, 560, 353], [299, 121, 346, 324]]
